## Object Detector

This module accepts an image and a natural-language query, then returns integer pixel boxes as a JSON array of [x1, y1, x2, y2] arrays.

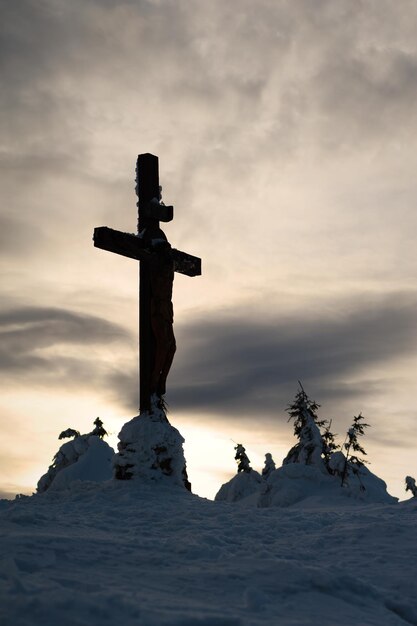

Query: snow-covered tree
[[283, 382, 327, 472], [37, 418, 114, 493], [113, 394, 191, 490], [234, 443, 251, 473], [405, 476, 417, 497], [262, 453, 276, 479], [91, 417, 107, 438], [341, 414, 369, 487], [322, 419, 339, 471]]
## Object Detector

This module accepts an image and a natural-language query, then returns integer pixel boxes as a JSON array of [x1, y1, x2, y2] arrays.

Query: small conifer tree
[[262, 453, 276, 479], [234, 443, 251, 473], [283, 382, 327, 470], [91, 417, 107, 438], [341, 413, 369, 487], [405, 476, 417, 497], [322, 419, 339, 471]]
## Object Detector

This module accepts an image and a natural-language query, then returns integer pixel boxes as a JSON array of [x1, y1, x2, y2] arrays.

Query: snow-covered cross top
[[93, 153, 201, 412]]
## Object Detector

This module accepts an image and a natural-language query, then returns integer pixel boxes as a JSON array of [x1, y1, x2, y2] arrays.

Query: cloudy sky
[[2, 0, 417, 499]]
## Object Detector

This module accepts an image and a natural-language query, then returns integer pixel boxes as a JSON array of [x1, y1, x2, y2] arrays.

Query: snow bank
[[259, 463, 397, 508], [215, 470, 262, 504], [37, 435, 114, 493], [216, 462, 397, 508], [49, 437, 114, 490]]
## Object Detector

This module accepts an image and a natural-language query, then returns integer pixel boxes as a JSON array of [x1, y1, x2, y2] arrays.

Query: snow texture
[[113, 395, 189, 488], [0, 480, 416, 626], [215, 469, 262, 504], [259, 463, 398, 508], [37, 435, 114, 493]]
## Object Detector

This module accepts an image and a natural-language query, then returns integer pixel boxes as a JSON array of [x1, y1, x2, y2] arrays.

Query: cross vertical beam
[[137, 153, 159, 413], [93, 152, 201, 416]]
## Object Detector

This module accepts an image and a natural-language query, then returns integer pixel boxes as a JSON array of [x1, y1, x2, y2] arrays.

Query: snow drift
[[259, 463, 398, 508], [37, 434, 114, 493], [215, 469, 262, 504]]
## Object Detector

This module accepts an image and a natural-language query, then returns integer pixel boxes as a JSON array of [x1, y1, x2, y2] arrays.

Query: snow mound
[[215, 470, 262, 504], [113, 396, 190, 489], [37, 435, 114, 493], [259, 464, 398, 508]]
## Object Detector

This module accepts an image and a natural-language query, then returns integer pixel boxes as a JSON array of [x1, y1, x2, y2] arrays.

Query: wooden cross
[[93, 153, 201, 413]]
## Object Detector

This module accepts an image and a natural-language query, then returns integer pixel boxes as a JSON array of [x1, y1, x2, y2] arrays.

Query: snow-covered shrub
[[258, 463, 397, 508], [234, 443, 251, 473], [262, 453, 276, 479], [37, 419, 114, 493], [214, 385, 396, 507], [113, 394, 190, 490]]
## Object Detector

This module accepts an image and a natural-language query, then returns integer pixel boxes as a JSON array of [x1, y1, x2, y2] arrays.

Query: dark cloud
[[0, 306, 130, 350], [101, 292, 417, 423], [108, 369, 138, 413], [0, 306, 134, 399], [165, 292, 417, 419]]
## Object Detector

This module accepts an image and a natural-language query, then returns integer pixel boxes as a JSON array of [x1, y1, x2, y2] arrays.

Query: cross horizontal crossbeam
[[93, 226, 201, 277]]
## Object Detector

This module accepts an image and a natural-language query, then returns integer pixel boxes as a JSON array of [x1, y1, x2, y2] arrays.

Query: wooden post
[[137, 153, 159, 413]]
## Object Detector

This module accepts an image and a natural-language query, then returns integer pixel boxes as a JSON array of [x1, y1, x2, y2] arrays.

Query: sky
[[1, 0, 417, 500]]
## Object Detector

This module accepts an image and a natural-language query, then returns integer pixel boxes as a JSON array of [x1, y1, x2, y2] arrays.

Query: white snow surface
[[259, 464, 398, 508], [50, 437, 114, 490], [215, 470, 263, 504], [37, 436, 114, 493], [1, 481, 416, 626]]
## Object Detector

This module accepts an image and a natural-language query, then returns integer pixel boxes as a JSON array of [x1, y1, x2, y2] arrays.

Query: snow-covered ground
[[1, 481, 416, 626]]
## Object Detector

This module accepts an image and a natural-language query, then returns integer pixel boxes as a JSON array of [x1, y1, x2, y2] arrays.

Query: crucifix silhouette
[[93, 153, 201, 413]]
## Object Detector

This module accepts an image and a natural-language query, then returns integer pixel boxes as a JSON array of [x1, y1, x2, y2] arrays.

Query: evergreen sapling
[[283, 382, 327, 471], [405, 476, 417, 497], [234, 443, 251, 473], [262, 453, 276, 479], [91, 417, 107, 438], [341, 413, 369, 489], [322, 419, 339, 472]]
